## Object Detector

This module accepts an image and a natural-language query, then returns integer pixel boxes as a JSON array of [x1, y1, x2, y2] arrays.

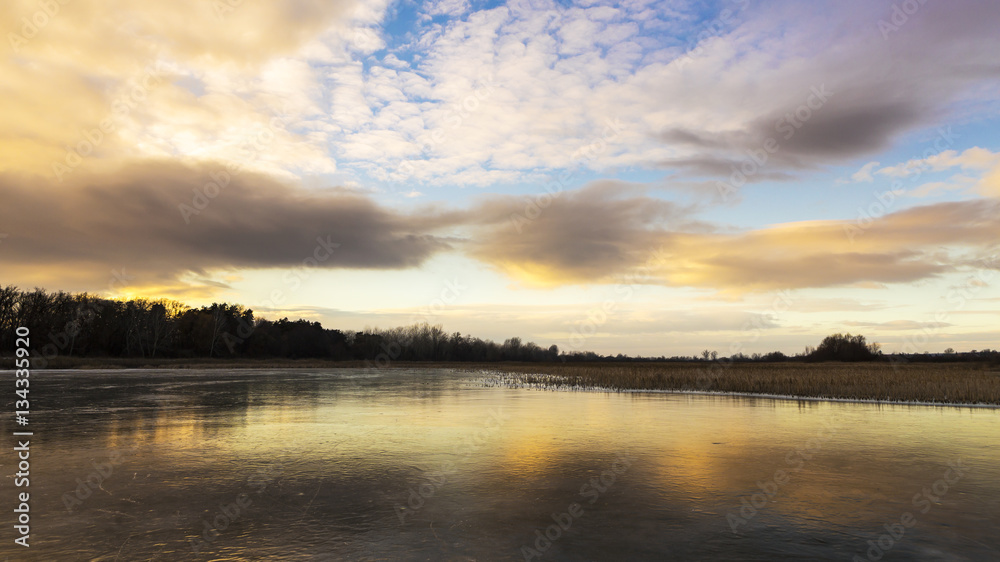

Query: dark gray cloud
[[659, 0, 1000, 184], [756, 100, 925, 160], [659, 129, 741, 151], [465, 181, 694, 284], [658, 154, 799, 183], [0, 160, 460, 290]]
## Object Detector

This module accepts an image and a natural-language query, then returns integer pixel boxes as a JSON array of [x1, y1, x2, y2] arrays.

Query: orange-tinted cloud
[[466, 189, 1000, 293], [0, 0, 357, 178]]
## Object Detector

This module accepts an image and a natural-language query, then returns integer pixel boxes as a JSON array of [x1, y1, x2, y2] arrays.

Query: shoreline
[[471, 374, 1000, 410], [3, 358, 998, 407]]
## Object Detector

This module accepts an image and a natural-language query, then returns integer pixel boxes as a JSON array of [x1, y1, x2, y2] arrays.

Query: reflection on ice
[[1, 368, 998, 560]]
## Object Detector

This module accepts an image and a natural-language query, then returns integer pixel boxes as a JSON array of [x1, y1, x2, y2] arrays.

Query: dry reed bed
[[474, 362, 1000, 405], [4, 356, 997, 405]]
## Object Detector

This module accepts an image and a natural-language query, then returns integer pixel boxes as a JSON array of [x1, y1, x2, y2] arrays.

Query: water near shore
[[2, 368, 998, 560]]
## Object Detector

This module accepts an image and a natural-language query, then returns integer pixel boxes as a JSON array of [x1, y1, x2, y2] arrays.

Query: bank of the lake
[[2, 356, 997, 405]]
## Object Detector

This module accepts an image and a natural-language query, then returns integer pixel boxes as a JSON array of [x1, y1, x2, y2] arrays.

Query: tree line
[[0, 286, 562, 364], [0, 286, 995, 366]]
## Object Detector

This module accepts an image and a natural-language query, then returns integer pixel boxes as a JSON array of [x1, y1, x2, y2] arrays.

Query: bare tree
[[209, 304, 230, 357]]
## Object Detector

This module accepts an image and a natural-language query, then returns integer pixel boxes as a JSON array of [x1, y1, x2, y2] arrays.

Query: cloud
[[0, 161, 458, 293], [875, 147, 1000, 197], [464, 182, 692, 286], [980, 162, 1000, 197], [2, 165, 998, 298], [422, 0, 471, 18], [844, 320, 953, 331], [782, 298, 897, 313], [0, 0, 362, 181], [849, 161, 880, 183], [877, 147, 1000, 177], [651, 0, 1000, 187], [6, 0, 998, 190], [465, 186, 1000, 292], [907, 180, 969, 199]]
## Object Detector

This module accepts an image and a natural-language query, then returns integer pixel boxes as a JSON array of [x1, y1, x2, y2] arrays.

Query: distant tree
[[808, 333, 879, 362], [0, 286, 18, 351], [763, 351, 787, 362], [502, 337, 522, 360]]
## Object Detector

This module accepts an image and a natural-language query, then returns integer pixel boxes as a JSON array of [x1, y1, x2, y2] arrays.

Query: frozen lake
[[3, 368, 998, 560]]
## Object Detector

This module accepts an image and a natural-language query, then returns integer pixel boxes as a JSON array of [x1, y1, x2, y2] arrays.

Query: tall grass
[[474, 362, 1000, 405]]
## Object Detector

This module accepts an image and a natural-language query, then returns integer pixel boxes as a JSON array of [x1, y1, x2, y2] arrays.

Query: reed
[[472, 362, 1000, 405]]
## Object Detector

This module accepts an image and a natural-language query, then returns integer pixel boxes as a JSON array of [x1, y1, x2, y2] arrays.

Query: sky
[[1, 0, 999, 357]]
